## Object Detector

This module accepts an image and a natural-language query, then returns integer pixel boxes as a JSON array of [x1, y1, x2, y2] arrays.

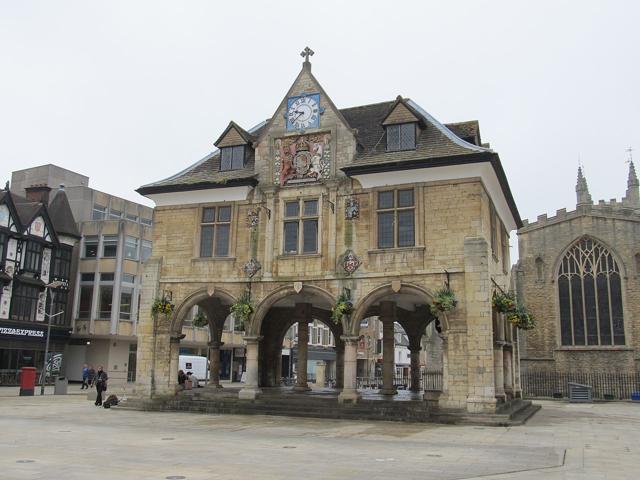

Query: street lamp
[[40, 280, 64, 396]]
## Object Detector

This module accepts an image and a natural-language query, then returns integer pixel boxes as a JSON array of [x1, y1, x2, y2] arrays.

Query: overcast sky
[[2, 1, 638, 232]]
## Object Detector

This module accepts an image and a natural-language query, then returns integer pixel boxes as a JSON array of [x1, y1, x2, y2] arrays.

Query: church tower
[[575, 166, 592, 207], [623, 161, 639, 207]]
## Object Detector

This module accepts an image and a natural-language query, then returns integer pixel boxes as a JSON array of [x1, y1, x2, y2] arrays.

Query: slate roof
[[48, 190, 81, 238], [139, 99, 488, 194]]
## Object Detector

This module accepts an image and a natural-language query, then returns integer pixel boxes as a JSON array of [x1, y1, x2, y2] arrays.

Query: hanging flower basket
[[151, 297, 174, 318], [430, 287, 457, 316], [507, 304, 536, 330], [230, 291, 253, 330], [492, 291, 517, 314], [192, 312, 208, 328], [331, 293, 353, 324]]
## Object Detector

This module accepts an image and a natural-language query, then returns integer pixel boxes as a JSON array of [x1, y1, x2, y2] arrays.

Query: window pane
[[570, 276, 585, 345], [100, 273, 114, 281], [610, 273, 625, 345], [80, 273, 95, 282], [120, 288, 133, 320], [303, 200, 318, 217], [378, 212, 394, 248], [302, 219, 318, 253], [99, 285, 113, 319], [202, 207, 216, 223], [397, 210, 415, 247], [102, 236, 118, 257], [78, 285, 93, 319], [400, 123, 416, 149], [232, 146, 245, 170], [218, 206, 231, 222], [109, 209, 121, 219], [283, 222, 299, 254], [141, 240, 152, 262], [220, 148, 232, 171], [122, 273, 135, 284], [386, 125, 400, 151], [124, 236, 138, 260], [378, 191, 394, 209], [200, 225, 214, 257], [398, 189, 414, 207], [92, 205, 106, 220], [583, 274, 598, 345], [140, 217, 152, 226], [558, 276, 572, 345], [285, 201, 299, 218], [215, 224, 230, 257]]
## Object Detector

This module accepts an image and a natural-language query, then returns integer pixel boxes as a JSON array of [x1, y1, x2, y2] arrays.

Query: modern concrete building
[[11, 165, 153, 386]]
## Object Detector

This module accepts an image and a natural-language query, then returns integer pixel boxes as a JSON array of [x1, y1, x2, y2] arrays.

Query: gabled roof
[[380, 96, 422, 126], [48, 190, 81, 239], [214, 121, 256, 148], [0, 190, 60, 244]]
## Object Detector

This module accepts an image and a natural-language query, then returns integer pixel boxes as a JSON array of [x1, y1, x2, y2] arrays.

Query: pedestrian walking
[[88, 365, 96, 386], [94, 366, 108, 406], [81, 364, 89, 390]]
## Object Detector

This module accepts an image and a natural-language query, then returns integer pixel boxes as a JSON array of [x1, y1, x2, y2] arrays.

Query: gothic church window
[[557, 237, 625, 346], [377, 189, 415, 249], [283, 199, 318, 255], [386, 123, 416, 151], [200, 206, 231, 257]]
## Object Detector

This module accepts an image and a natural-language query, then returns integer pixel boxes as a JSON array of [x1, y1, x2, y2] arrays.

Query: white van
[[179, 355, 208, 386]]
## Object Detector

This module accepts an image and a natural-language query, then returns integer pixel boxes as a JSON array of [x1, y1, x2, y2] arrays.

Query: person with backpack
[[94, 366, 108, 406]]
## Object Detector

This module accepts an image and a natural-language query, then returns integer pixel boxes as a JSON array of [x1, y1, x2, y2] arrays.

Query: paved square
[[0, 395, 638, 479]]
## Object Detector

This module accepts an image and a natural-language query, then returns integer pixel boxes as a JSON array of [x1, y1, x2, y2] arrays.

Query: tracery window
[[557, 237, 625, 346]]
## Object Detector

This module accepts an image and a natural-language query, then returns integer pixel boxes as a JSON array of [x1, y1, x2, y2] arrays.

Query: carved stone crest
[[274, 133, 331, 186], [293, 281, 303, 293], [207, 286, 216, 297], [342, 250, 361, 275], [247, 209, 259, 229], [242, 258, 262, 278], [345, 197, 359, 220], [391, 280, 402, 293]]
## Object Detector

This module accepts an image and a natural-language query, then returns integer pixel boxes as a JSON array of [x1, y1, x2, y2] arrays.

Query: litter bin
[[54, 376, 68, 395], [19, 367, 37, 396]]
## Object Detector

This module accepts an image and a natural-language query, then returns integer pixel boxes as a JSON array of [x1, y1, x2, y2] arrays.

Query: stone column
[[293, 303, 312, 392], [380, 301, 397, 395], [409, 346, 422, 392], [493, 343, 505, 401], [238, 336, 262, 400], [504, 347, 514, 399], [335, 341, 344, 389], [338, 336, 360, 403], [208, 341, 223, 389], [315, 361, 327, 388]]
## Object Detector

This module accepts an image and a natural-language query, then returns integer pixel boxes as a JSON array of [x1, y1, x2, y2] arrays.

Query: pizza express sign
[[0, 325, 45, 339]]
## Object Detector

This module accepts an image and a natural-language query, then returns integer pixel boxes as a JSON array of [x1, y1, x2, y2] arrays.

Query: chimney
[[25, 184, 52, 204]]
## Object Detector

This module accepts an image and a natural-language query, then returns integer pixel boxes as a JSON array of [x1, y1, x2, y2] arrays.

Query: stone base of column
[[514, 388, 523, 399], [423, 390, 441, 409], [504, 387, 514, 400], [466, 396, 497, 414], [495, 393, 507, 403], [207, 383, 223, 389], [338, 388, 360, 404], [293, 384, 311, 392], [238, 387, 261, 400], [380, 388, 398, 396]]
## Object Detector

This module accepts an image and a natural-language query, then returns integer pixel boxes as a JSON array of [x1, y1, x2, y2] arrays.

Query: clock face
[[287, 94, 321, 130]]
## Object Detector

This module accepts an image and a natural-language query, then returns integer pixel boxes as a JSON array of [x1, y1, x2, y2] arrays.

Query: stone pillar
[[464, 237, 497, 414], [504, 348, 514, 399], [335, 341, 344, 389], [338, 336, 360, 403], [293, 303, 312, 392], [208, 341, 223, 388], [239, 336, 262, 400], [409, 347, 422, 392], [315, 361, 327, 388], [380, 301, 397, 395], [493, 344, 505, 401]]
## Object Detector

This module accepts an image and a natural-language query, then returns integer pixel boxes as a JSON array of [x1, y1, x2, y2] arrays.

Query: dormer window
[[220, 146, 246, 171], [386, 123, 416, 151]]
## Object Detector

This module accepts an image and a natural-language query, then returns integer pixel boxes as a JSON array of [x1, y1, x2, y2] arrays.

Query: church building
[[134, 49, 523, 416], [517, 164, 639, 379]]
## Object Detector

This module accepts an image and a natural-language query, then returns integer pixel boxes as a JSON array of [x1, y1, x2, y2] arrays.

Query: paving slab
[[0, 397, 637, 479]]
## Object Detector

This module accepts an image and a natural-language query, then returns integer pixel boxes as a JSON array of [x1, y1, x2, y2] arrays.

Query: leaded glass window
[[200, 206, 232, 257], [283, 199, 319, 255], [220, 146, 245, 171], [557, 237, 625, 346], [386, 123, 416, 151], [377, 189, 415, 248]]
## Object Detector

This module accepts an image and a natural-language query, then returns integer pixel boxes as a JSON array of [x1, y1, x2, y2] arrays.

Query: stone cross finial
[[300, 47, 314, 63]]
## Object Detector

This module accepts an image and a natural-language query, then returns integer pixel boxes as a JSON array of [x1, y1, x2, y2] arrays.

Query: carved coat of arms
[[274, 133, 331, 186], [345, 197, 359, 220], [242, 258, 262, 278], [342, 250, 361, 275]]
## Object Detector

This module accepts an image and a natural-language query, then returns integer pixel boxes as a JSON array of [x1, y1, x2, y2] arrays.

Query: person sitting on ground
[[186, 371, 199, 388], [178, 369, 186, 390]]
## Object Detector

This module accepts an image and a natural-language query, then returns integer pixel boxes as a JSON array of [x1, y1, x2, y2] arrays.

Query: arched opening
[[351, 283, 437, 396], [253, 285, 343, 391]]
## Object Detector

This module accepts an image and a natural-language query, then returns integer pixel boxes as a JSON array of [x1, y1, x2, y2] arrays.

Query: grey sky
[[2, 0, 638, 230]]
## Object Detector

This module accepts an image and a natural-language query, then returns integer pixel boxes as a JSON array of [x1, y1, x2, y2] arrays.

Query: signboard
[[0, 324, 45, 339]]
